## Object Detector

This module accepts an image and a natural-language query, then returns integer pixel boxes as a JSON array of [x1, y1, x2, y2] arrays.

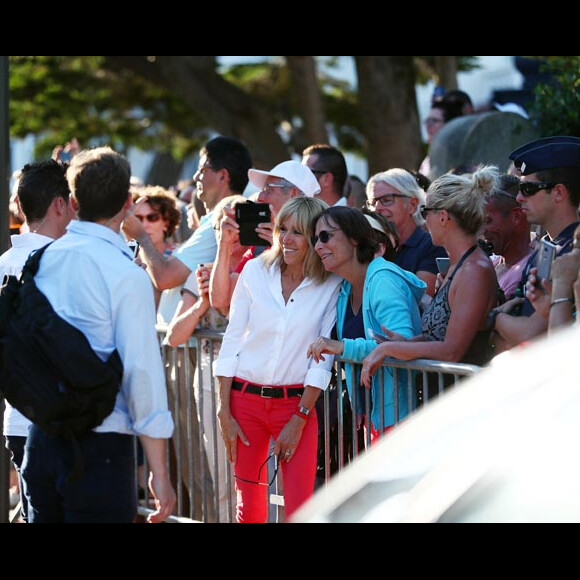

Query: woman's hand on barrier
[[274, 415, 306, 464], [361, 344, 390, 390], [307, 338, 344, 363], [218, 412, 250, 465]]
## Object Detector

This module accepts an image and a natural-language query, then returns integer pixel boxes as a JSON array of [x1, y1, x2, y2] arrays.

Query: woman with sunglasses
[[132, 188, 181, 257], [214, 197, 341, 523], [308, 208, 427, 441], [131, 188, 181, 313], [360, 167, 500, 390]]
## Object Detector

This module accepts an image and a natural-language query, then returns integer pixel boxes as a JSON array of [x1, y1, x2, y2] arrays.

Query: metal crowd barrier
[[142, 329, 481, 524], [0, 330, 481, 524]]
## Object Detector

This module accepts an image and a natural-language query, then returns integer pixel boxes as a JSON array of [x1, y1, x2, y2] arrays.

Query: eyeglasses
[[261, 183, 291, 195], [518, 182, 557, 198], [234, 453, 280, 488], [135, 213, 162, 224], [425, 117, 445, 126], [311, 229, 341, 246], [367, 194, 408, 209], [420, 206, 439, 220]]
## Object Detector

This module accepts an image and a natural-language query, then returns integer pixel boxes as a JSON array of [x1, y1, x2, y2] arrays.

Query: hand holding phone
[[236, 202, 272, 247], [537, 239, 558, 282]]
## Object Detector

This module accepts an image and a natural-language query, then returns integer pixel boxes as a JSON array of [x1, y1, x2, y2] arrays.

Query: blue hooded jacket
[[338, 258, 426, 429]]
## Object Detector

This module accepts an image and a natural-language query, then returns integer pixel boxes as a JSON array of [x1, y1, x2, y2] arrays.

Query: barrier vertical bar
[[337, 364, 345, 473]]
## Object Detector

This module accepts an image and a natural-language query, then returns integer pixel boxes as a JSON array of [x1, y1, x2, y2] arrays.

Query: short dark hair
[[314, 207, 378, 265], [537, 167, 580, 208], [432, 101, 464, 124], [303, 144, 348, 196], [202, 137, 253, 195], [442, 90, 474, 116], [67, 147, 131, 222], [17, 160, 70, 223]]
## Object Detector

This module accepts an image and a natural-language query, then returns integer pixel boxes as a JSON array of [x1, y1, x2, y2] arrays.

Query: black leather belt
[[232, 380, 304, 399]]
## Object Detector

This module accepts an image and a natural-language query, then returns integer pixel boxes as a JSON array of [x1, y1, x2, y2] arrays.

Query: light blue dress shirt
[[34, 221, 174, 439]]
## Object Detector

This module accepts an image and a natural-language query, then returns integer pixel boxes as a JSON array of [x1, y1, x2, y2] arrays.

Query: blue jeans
[[22, 426, 137, 524], [5, 436, 29, 523]]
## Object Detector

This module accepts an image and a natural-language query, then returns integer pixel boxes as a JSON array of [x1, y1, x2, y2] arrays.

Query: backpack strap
[[20, 243, 53, 283]]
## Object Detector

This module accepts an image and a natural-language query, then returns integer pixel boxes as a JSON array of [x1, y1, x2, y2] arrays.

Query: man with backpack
[[1, 160, 75, 522], [19, 147, 175, 523]]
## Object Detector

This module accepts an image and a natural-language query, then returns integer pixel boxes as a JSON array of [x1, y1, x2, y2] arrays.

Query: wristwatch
[[295, 406, 311, 421]]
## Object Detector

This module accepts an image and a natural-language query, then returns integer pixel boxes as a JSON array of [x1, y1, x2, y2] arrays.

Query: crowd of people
[[2, 121, 580, 524]]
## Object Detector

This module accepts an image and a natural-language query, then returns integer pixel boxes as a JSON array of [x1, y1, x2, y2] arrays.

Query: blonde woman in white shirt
[[215, 197, 341, 523]]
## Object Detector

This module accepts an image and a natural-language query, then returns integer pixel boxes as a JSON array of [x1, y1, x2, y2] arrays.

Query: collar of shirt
[[551, 221, 580, 249], [66, 220, 133, 259], [400, 227, 425, 250], [10, 232, 55, 249]]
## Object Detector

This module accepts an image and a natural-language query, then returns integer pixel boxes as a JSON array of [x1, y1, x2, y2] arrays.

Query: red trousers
[[231, 390, 318, 524]]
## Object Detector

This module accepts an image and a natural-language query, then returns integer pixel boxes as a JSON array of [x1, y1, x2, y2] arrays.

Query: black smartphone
[[236, 203, 272, 247]]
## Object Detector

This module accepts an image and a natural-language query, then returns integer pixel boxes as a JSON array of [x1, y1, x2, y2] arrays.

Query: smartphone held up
[[236, 202, 272, 247]]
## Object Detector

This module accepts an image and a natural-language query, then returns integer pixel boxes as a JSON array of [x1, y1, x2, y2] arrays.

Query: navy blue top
[[519, 221, 580, 317], [342, 300, 365, 340], [395, 227, 448, 276]]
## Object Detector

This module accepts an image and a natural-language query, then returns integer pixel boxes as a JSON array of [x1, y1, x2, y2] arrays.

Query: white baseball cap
[[248, 160, 321, 198]]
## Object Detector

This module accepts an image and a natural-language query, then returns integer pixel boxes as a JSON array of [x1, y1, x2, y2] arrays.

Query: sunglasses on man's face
[[135, 213, 162, 224], [518, 182, 557, 198], [311, 229, 340, 247]]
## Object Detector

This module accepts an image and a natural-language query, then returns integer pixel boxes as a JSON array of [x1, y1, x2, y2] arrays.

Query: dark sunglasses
[[136, 213, 162, 224], [234, 453, 280, 488], [311, 229, 340, 247], [420, 206, 439, 220], [518, 182, 557, 198]]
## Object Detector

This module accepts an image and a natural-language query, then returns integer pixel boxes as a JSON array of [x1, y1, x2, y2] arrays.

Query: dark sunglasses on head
[[518, 182, 557, 198], [311, 229, 340, 247], [136, 213, 162, 224]]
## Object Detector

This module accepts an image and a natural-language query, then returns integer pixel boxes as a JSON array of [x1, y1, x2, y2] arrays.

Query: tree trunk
[[355, 56, 422, 175], [435, 56, 458, 91], [106, 56, 290, 169], [284, 56, 329, 149]]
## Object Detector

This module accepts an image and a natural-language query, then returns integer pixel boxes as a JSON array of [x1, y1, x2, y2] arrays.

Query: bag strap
[[20, 243, 53, 283]]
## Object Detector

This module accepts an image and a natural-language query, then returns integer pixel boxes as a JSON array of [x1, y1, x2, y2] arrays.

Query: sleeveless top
[[422, 246, 495, 366]]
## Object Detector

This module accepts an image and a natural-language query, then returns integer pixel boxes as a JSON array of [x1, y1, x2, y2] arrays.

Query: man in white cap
[[251, 160, 321, 246], [209, 160, 320, 314]]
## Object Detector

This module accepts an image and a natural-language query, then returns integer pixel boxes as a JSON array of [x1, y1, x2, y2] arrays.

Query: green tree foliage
[[9, 56, 479, 168], [528, 56, 580, 138], [10, 56, 207, 159]]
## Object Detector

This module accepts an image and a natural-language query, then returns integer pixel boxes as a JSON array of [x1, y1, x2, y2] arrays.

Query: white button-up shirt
[[214, 258, 342, 390], [34, 222, 174, 438], [1, 233, 54, 437]]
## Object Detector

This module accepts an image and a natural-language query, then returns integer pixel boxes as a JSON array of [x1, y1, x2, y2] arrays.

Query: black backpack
[[0, 245, 124, 452]]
